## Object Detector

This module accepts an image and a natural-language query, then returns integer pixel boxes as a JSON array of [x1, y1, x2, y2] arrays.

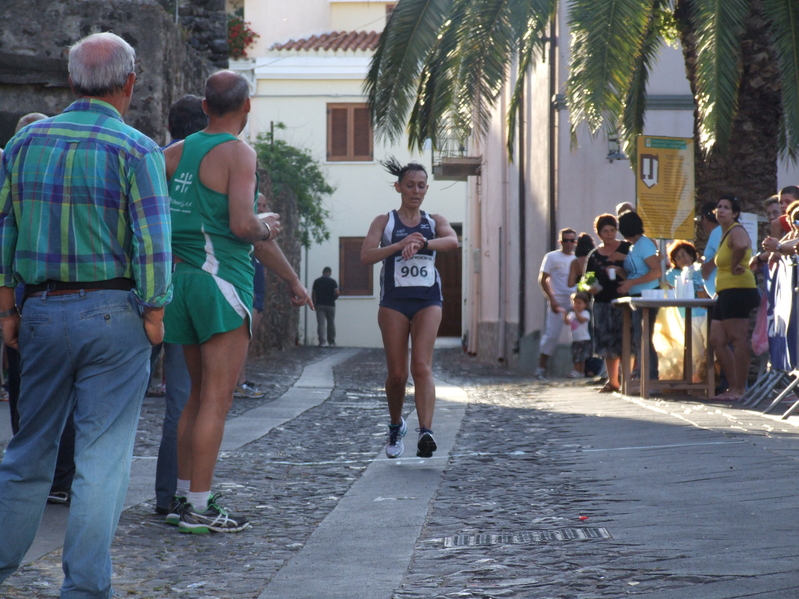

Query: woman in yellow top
[[709, 195, 760, 401]]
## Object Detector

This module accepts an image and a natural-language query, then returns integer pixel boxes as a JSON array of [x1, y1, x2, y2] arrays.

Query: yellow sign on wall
[[636, 135, 695, 239]]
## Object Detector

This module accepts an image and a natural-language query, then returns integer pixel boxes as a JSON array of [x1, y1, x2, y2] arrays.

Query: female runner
[[361, 158, 459, 458]]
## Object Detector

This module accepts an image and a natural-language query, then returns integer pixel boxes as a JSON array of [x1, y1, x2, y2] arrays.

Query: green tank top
[[168, 131, 255, 295]]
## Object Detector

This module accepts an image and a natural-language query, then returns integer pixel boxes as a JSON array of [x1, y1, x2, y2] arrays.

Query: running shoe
[[385, 417, 407, 459], [567, 370, 583, 379], [235, 381, 265, 399], [178, 494, 251, 533], [164, 495, 187, 526], [534, 367, 547, 380], [416, 428, 437, 458]]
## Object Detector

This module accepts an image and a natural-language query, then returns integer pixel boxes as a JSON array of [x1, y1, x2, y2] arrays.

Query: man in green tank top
[[163, 71, 313, 533]]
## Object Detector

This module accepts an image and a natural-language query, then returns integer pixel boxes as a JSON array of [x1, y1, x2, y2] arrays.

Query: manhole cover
[[442, 528, 611, 548]]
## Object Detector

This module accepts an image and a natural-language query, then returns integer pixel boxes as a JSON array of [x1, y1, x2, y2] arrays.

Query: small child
[[563, 291, 592, 378]]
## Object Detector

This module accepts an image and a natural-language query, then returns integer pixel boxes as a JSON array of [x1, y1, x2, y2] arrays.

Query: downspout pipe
[[516, 85, 526, 350], [548, 16, 558, 250]]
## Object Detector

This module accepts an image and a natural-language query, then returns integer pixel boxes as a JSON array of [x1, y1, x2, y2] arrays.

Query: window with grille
[[339, 237, 373, 296], [327, 103, 373, 162]]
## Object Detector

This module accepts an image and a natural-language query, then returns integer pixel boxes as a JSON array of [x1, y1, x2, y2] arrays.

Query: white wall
[[245, 0, 331, 52], [330, 2, 390, 31], [251, 77, 466, 347]]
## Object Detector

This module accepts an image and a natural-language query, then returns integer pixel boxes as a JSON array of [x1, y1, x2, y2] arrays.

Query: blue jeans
[[0, 290, 151, 599], [155, 342, 190, 510]]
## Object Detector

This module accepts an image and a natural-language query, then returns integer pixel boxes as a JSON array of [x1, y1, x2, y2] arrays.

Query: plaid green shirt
[[0, 99, 172, 307]]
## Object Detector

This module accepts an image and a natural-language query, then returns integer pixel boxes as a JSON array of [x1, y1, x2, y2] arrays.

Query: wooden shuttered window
[[327, 103, 373, 162], [339, 237, 372, 296]]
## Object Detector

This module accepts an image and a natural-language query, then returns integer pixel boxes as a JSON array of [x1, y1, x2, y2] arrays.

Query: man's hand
[[258, 212, 281, 240], [550, 301, 560, 313], [288, 279, 314, 310], [762, 236, 780, 253], [1, 313, 20, 350], [142, 307, 165, 345]]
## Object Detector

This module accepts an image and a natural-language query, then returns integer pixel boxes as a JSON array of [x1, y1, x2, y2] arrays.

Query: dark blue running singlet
[[379, 210, 442, 302]]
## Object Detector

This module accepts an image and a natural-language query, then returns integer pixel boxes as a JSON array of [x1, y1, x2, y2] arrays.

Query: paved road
[[2, 347, 799, 598]]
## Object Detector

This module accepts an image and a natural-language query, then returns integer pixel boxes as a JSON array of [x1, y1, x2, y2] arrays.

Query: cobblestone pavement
[[3, 347, 799, 598]]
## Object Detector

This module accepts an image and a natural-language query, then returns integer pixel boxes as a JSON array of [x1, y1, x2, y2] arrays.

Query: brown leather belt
[[24, 277, 135, 299], [28, 288, 101, 298]]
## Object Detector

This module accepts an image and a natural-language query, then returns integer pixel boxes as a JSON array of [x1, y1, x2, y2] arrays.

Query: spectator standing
[[709, 196, 760, 401], [535, 228, 577, 379], [564, 291, 592, 378], [4, 112, 76, 506], [775, 186, 799, 236], [567, 233, 596, 288], [763, 186, 799, 253], [751, 195, 784, 271], [163, 71, 312, 533], [586, 214, 631, 393], [665, 241, 708, 381], [153, 95, 206, 518], [699, 201, 721, 297], [617, 210, 662, 380], [312, 267, 339, 347], [0, 32, 172, 597]]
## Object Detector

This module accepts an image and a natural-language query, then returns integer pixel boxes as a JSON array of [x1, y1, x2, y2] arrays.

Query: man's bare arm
[[227, 143, 273, 244]]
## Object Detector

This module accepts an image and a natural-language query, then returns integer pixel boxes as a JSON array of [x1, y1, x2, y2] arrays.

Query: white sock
[[176, 479, 191, 498], [187, 490, 211, 512]]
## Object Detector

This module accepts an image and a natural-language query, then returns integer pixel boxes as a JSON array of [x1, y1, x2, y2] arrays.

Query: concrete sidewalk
[[259, 380, 467, 599]]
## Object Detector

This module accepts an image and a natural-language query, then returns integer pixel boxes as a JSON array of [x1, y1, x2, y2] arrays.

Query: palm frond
[[406, 0, 471, 151], [506, 0, 558, 157], [364, 0, 454, 145], [762, 0, 799, 160], [566, 0, 653, 144], [620, 0, 671, 164], [690, 0, 748, 154], [452, 0, 523, 142]]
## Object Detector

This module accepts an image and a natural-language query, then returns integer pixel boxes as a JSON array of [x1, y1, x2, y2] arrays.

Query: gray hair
[[69, 32, 136, 97], [205, 71, 250, 116], [15, 113, 48, 133]]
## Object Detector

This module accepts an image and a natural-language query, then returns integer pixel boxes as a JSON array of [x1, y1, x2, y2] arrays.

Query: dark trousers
[[7, 344, 75, 493]]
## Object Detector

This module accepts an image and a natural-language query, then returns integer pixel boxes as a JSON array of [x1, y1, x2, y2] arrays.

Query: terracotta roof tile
[[271, 31, 380, 52]]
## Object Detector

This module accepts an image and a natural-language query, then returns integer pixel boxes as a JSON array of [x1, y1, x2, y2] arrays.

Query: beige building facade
[[233, 0, 467, 348]]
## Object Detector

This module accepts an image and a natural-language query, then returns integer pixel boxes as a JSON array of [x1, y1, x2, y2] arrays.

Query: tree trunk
[[676, 0, 782, 247]]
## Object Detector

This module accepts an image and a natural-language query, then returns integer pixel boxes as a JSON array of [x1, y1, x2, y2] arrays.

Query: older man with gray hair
[[0, 32, 172, 598]]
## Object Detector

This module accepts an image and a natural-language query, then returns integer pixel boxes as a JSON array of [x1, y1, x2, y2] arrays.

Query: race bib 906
[[394, 254, 435, 287]]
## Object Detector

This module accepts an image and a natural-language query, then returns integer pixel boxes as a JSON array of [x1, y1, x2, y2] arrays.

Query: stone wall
[[0, 0, 215, 147], [250, 169, 303, 355], [152, 0, 228, 68]]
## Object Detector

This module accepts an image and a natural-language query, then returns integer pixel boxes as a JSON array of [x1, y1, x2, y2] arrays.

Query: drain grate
[[442, 528, 612, 548]]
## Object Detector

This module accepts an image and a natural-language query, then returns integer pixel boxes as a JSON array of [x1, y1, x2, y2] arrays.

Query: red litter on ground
[[579, 516, 589, 520]]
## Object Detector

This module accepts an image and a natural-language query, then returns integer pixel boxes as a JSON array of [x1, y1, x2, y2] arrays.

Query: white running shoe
[[534, 367, 547, 380], [567, 370, 583, 379], [385, 417, 407, 459]]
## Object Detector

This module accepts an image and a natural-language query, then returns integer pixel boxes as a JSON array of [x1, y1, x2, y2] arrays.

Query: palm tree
[[365, 0, 799, 211]]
